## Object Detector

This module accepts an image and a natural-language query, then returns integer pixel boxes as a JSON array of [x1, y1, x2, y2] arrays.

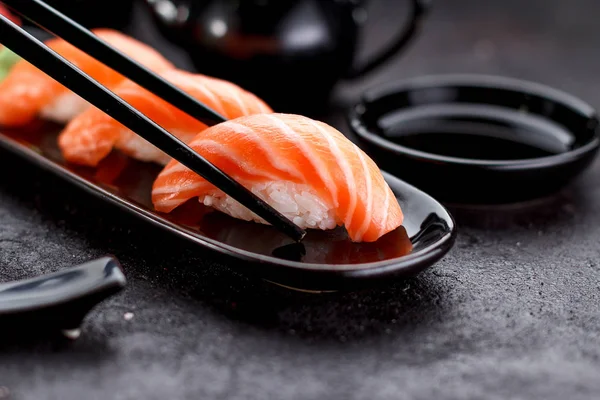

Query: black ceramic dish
[[0, 256, 126, 331], [0, 124, 455, 292], [347, 74, 600, 204]]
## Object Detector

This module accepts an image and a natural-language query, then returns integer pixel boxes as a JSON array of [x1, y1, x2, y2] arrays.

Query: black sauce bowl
[[347, 74, 600, 204]]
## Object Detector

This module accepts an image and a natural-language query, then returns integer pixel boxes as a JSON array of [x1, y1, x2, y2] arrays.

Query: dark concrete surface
[[2, 0, 600, 399]]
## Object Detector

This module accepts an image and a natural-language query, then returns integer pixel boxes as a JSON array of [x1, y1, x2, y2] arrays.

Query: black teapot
[[144, 0, 430, 114]]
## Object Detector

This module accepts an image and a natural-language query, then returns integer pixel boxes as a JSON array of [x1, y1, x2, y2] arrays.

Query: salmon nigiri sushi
[[152, 113, 403, 243], [58, 69, 273, 166], [0, 28, 174, 127]]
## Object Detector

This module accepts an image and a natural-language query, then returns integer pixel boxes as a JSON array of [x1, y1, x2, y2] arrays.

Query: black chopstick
[[3, 0, 226, 127], [0, 14, 306, 242]]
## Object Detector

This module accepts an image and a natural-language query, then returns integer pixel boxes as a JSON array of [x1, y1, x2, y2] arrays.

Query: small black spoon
[[0, 256, 126, 336]]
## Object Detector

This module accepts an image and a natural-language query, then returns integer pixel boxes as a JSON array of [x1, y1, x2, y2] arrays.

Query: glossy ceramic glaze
[[0, 123, 455, 291], [348, 74, 600, 204], [0, 256, 126, 330], [144, 0, 428, 113]]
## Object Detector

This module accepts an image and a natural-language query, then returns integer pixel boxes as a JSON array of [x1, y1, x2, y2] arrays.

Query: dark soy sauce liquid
[[379, 104, 575, 160]]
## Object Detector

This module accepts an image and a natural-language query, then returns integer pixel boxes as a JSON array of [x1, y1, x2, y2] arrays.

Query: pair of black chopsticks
[[0, 0, 306, 241]]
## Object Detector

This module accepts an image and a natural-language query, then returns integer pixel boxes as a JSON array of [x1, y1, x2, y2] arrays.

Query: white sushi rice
[[116, 129, 197, 165], [116, 130, 172, 165], [200, 181, 339, 230], [39, 93, 91, 124]]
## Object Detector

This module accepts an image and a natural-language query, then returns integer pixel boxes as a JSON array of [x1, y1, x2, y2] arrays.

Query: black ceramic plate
[[0, 124, 456, 291]]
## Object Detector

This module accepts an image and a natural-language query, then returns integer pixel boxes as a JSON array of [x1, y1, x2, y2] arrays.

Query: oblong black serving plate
[[0, 124, 456, 291]]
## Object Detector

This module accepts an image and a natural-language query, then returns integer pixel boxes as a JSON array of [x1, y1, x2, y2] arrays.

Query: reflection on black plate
[[0, 124, 456, 291]]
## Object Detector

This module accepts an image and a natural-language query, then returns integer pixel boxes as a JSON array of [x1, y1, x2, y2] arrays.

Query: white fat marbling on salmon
[[225, 84, 249, 115], [354, 146, 373, 242], [307, 119, 351, 211], [206, 121, 303, 180], [187, 138, 280, 181], [114, 87, 183, 123], [185, 78, 228, 116], [152, 180, 205, 195], [162, 162, 191, 174], [378, 185, 391, 238], [262, 114, 338, 204]]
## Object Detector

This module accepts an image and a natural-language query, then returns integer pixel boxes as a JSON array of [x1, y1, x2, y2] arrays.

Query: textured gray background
[[2, 0, 600, 399]]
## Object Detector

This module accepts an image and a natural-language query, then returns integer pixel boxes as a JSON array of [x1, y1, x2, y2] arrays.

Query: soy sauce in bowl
[[380, 104, 574, 160]]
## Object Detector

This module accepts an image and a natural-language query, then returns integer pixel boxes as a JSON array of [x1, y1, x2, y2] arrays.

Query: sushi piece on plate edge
[[57, 68, 273, 167], [152, 113, 404, 243]]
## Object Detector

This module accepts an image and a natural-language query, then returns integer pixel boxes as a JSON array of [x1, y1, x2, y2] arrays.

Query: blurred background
[[18, 0, 600, 129]]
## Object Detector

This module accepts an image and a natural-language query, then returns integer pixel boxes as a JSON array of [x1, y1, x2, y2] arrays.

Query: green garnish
[[0, 47, 21, 81]]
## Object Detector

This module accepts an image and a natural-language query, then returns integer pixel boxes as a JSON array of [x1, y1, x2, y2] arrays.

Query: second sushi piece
[[152, 113, 404, 243], [58, 69, 273, 166]]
